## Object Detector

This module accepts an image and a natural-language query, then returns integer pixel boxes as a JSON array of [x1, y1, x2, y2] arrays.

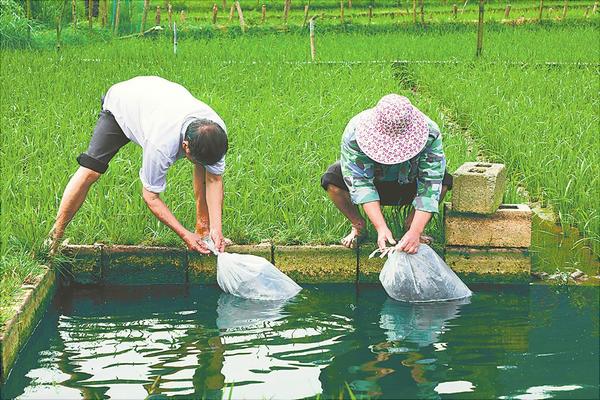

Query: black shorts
[[76, 98, 130, 174], [320, 161, 453, 206]]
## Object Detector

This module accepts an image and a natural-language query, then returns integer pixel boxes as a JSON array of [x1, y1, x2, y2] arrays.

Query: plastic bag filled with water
[[377, 244, 472, 303], [204, 238, 302, 300]]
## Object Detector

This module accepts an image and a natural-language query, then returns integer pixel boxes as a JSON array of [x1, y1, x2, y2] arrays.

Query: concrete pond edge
[[0, 266, 56, 383], [0, 242, 533, 383], [59, 242, 533, 286]]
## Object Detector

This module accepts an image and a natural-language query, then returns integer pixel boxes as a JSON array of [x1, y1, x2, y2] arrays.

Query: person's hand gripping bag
[[204, 238, 302, 300], [375, 244, 472, 303]]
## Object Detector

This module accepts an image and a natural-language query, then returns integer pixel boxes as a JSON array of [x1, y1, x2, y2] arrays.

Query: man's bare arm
[[142, 187, 209, 254], [205, 171, 224, 252], [192, 164, 210, 236]]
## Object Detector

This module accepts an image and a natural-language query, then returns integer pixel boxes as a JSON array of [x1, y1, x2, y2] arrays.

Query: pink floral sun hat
[[355, 94, 429, 165]]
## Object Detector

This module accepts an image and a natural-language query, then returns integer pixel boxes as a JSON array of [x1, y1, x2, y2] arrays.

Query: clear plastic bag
[[204, 238, 302, 300], [377, 244, 472, 303]]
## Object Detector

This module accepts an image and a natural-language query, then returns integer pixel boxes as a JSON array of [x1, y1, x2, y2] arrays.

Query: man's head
[[183, 119, 228, 165]]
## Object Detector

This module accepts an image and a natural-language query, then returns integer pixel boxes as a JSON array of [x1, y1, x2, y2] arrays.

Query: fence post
[[235, 1, 246, 31], [155, 6, 161, 25], [538, 0, 544, 20], [168, 3, 173, 28], [368, 5, 373, 23], [283, 0, 290, 24], [141, 0, 149, 33], [71, 0, 77, 29], [348, 0, 352, 8], [88, 0, 93, 29], [114, 0, 121, 34], [340, 0, 344, 23], [173, 22, 177, 55], [504, 4, 511, 18], [476, 0, 484, 57], [101, 0, 107, 27], [309, 17, 316, 61], [213, 3, 218, 24], [303, 5, 309, 26], [262, 4, 266, 23]]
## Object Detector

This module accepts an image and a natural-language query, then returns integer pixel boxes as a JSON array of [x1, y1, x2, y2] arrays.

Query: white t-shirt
[[103, 76, 227, 193]]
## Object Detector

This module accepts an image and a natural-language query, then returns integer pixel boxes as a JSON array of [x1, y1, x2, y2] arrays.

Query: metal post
[[476, 0, 484, 57]]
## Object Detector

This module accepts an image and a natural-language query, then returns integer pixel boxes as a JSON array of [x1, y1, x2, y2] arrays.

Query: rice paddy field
[[1, 1, 599, 324]]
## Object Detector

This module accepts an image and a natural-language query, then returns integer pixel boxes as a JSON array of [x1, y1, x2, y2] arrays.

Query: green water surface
[[2, 284, 599, 399]]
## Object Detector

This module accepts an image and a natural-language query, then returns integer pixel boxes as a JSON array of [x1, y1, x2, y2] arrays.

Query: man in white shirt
[[49, 76, 228, 254]]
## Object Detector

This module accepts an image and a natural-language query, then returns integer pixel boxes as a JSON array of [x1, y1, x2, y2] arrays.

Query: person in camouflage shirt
[[320, 94, 453, 254]]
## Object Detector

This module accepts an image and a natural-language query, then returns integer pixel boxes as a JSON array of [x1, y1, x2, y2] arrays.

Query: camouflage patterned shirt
[[340, 110, 446, 213]]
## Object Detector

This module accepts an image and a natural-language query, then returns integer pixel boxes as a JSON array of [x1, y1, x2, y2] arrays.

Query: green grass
[[1, 23, 598, 321], [0, 250, 45, 324], [409, 62, 600, 250]]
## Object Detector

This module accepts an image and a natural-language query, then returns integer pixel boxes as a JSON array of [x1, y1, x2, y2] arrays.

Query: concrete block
[[104, 246, 186, 285], [445, 246, 531, 282], [445, 203, 532, 248], [452, 162, 507, 214], [62, 244, 102, 284], [274, 245, 357, 283], [188, 244, 271, 284]]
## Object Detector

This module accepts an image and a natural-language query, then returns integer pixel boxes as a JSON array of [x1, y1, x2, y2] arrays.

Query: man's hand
[[183, 231, 211, 254], [210, 229, 225, 253], [377, 226, 397, 251], [395, 229, 421, 254]]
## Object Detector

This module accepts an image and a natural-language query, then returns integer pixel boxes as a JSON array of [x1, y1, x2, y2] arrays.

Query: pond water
[[2, 284, 599, 399]]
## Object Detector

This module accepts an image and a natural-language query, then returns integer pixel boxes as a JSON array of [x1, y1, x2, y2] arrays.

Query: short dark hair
[[185, 119, 228, 165]]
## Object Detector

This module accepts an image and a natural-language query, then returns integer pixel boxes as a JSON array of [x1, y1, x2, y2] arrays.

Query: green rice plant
[[1, 24, 598, 320], [410, 62, 600, 252]]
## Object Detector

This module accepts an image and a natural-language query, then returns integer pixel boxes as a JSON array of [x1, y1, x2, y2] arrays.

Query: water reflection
[[319, 297, 471, 398], [378, 297, 470, 349], [3, 285, 598, 399], [215, 293, 352, 399]]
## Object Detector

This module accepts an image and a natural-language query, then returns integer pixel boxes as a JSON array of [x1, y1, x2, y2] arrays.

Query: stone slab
[[0, 267, 56, 383], [452, 162, 507, 214], [275, 245, 357, 283], [445, 246, 531, 282], [103, 246, 187, 285], [445, 203, 532, 248]]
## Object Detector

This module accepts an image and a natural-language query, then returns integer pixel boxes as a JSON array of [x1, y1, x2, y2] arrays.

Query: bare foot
[[420, 235, 433, 245], [341, 221, 366, 249]]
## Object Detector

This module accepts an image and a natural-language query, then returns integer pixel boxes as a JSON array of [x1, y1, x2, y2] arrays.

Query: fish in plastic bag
[[204, 238, 302, 300], [375, 244, 472, 303]]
